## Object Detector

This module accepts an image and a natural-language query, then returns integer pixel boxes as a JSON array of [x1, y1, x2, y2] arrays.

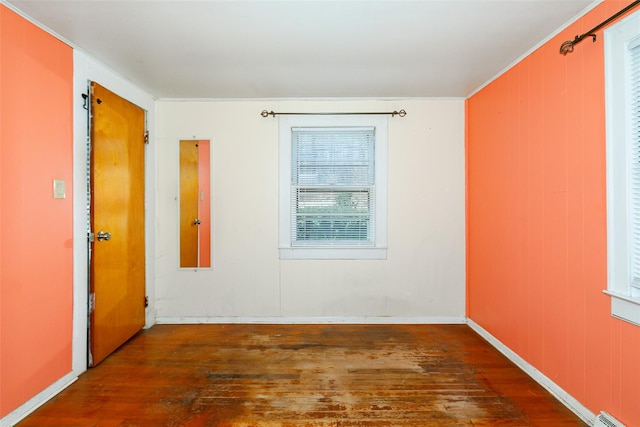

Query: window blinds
[[630, 41, 640, 289], [291, 127, 375, 245]]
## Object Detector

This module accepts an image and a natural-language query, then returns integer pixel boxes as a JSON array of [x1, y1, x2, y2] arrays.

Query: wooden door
[[89, 82, 146, 366], [180, 140, 199, 267]]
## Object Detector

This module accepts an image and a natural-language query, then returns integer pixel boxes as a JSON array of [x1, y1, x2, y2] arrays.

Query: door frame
[[72, 50, 157, 375]]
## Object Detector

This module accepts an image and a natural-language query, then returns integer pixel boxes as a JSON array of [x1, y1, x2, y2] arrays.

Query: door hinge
[[89, 293, 95, 313], [145, 296, 149, 308], [82, 91, 89, 110], [144, 130, 150, 145]]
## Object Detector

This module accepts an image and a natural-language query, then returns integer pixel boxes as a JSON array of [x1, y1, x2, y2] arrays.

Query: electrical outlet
[[53, 179, 66, 199]]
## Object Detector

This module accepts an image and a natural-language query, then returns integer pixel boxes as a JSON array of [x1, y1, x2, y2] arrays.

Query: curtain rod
[[560, 0, 640, 55], [261, 109, 406, 118]]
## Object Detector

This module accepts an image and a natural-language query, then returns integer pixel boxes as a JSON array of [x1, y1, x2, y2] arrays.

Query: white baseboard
[[466, 319, 596, 426], [0, 372, 77, 427], [155, 316, 467, 325]]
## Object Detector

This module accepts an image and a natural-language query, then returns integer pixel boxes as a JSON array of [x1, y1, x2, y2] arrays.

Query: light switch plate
[[53, 179, 66, 199]]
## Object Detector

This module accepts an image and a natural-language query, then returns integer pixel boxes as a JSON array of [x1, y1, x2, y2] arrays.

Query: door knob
[[193, 219, 201, 225], [97, 230, 112, 241]]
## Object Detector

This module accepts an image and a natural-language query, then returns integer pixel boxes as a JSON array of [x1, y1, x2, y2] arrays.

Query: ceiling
[[5, 0, 598, 99]]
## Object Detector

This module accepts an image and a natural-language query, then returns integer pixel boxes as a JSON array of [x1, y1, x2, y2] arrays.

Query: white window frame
[[279, 114, 388, 260], [604, 10, 640, 326]]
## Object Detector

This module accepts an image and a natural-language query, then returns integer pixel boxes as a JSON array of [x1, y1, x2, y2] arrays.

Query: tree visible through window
[[291, 126, 375, 245], [279, 115, 388, 260]]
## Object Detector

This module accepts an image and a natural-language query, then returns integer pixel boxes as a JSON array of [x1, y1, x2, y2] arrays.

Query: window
[[604, 11, 640, 325], [279, 115, 387, 259]]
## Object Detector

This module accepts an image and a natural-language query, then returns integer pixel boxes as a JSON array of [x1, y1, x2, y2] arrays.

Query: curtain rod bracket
[[261, 109, 406, 118], [560, 0, 640, 55]]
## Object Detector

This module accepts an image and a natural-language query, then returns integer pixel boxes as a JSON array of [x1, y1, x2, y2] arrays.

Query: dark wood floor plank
[[17, 324, 587, 426]]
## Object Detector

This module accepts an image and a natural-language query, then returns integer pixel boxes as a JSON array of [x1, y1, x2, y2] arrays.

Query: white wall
[[156, 99, 465, 322]]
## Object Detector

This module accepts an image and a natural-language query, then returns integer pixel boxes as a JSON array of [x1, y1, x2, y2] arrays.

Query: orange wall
[[467, 1, 640, 425], [0, 5, 74, 417], [198, 139, 211, 268]]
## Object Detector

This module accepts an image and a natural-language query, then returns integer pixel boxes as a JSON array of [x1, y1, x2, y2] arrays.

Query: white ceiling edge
[[1, 0, 69, 45], [0, 0, 467, 104], [466, 0, 604, 99], [157, 96, 467, 102], [1, 0, 604, 101], [0, 0, 156, 99]]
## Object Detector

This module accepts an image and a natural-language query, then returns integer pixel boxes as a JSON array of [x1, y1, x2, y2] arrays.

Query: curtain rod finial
[[559, 0, 640, 55], [560, 40, 574, 55]]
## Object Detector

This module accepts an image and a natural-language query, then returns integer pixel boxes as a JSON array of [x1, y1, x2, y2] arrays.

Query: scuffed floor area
[[17, 324, 587, 426]]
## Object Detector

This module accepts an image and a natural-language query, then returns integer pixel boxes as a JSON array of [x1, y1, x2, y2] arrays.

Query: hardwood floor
[[17, 324, 587, 426]]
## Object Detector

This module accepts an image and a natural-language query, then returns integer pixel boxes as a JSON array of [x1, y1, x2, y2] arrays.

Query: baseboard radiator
[[594, 412, 625, 427]]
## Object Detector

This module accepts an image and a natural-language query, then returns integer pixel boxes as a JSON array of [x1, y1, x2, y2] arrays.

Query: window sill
[[279, 247, 387, 260], [604, 290, 640, 326]]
